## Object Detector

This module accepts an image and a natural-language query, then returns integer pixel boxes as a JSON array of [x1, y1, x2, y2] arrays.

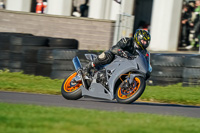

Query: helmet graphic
[[134, 29, 151, 49]]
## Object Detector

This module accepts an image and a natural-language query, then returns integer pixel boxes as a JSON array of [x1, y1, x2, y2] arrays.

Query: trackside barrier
[[0, 32, 200, 86]]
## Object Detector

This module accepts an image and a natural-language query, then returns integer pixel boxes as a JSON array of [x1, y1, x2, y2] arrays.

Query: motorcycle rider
[[85, 29, 151, 79]]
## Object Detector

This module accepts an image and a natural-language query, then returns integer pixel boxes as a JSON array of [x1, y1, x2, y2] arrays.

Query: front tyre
[[116, 76, 146, 104], [61, 72, 82, 100]]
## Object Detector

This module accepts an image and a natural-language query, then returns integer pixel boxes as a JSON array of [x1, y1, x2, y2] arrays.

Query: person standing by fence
[[192, 0, 200, 50], [181, 4, 192, 47], [36, 0, 47, 14]]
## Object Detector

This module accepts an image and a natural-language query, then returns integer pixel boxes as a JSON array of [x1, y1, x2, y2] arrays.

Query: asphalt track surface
[[0, 91, 200, 118]]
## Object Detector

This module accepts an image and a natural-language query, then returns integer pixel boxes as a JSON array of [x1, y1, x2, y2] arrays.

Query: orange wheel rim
[[118, 77, 141, 99], [64, 72, 82, 92]]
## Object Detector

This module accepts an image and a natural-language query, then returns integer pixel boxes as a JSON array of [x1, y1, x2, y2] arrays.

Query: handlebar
[[121, 51, 136, 60]]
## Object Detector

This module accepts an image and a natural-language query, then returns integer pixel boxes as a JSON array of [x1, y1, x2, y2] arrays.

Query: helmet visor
[[140, 39, 150, 48]]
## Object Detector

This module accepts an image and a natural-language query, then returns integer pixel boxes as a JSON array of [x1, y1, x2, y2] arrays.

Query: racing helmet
[[134, 29, 151, 49]]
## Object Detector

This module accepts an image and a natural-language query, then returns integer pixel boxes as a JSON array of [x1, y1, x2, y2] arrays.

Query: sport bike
[[61, 50, 152, 104]]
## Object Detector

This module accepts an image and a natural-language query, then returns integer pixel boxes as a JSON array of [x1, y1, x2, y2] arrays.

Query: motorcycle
[[61, 50, 152, 104]]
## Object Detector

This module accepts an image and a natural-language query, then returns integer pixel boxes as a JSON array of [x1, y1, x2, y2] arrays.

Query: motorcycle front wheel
[[61, 72, 82, 100], [116, 76, 146, 104]]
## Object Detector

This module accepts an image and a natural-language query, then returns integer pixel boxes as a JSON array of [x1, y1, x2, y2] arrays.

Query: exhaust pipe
[[72, 56, 82, 71]]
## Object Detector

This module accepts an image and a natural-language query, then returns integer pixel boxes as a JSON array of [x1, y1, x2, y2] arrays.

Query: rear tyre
[[116, 76, 146, 104], [61, 72, 82, 100]]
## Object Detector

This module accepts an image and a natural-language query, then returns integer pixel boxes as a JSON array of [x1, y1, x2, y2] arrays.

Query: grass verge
[[0, 102, 200, 133], [140, 83, 200, 106], [0, 70, 62, 95], [0, 70, 200, 105]]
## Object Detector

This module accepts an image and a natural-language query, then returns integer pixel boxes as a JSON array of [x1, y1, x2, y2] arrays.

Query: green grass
[[0, 70, 200, 105], [0, 102, 199, 133], [0, 70, 62, 95], [140, 84, 200, 106]]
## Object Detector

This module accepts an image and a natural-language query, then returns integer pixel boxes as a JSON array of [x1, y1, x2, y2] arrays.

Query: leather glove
[[118, 49, 129, 58]]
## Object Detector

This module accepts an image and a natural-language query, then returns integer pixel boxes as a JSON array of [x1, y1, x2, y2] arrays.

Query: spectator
[[180, 4, 193, 47], [0, 0, 5, 9], [43, 1, 47, 14], [186, 0, 200, 49], [80, 0, 89, 17], [193, 0, 200, 48], [72, 0, 89, 17], [36, 0, 47, 14], [194, 0, 200, 34], [138, 21, 150, 32], [36, 0, 43, 13], [72, 7, 81, 17]]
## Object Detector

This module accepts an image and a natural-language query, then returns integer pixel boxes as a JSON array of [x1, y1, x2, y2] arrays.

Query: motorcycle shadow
[[132, 102, 200, 109], [79, 98, 200, 109]]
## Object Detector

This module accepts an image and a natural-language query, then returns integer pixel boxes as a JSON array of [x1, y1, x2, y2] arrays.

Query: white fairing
[[85, 54, 97, 61]]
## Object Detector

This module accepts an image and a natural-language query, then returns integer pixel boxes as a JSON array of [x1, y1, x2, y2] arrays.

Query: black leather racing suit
[[87, 37, 150, 79], [93, 37, 142, 66]]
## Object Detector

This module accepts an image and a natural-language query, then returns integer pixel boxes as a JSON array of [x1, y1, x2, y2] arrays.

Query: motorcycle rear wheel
[[61, 72, 82, 100], [116, 76, 146, 104]]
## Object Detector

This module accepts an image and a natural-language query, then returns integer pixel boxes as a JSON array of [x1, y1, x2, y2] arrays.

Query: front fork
[[77, 69, 89, 89], [72, 56, 89, 89]]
